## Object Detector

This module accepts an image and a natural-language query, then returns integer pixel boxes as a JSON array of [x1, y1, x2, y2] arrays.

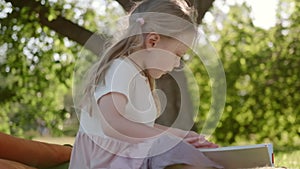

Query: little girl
[[70, 0, 223, 168]]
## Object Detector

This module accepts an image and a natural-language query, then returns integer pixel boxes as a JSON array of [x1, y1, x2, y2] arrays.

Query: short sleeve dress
[[69, 58, 223, 169]]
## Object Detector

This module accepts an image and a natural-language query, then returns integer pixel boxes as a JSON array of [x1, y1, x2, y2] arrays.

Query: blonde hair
[[82, 0, 197, 115]]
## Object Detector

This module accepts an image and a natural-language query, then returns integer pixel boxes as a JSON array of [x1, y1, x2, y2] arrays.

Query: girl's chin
[[148, 70, 166, 79], [151, 74, 163, 79]]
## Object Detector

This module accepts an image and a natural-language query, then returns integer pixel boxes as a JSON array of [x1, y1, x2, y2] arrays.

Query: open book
[[199, 143, 274, 169]]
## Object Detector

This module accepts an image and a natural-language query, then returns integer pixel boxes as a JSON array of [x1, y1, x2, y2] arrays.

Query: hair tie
[[136, 18, 145, 26]]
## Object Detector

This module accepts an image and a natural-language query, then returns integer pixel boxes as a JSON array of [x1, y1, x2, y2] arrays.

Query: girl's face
[[145, 36, 189, 79]]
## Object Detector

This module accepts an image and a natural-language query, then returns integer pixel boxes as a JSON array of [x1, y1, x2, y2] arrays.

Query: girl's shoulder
[[109, 58, 124, 69], [106, 57, 137, 77]]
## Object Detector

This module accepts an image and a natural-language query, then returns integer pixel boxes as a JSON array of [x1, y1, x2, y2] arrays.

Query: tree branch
[[187, 0, 215, 24], [39, 15, 105, 56], [115, 0, 139, 12], [6, 0, 106, 56]]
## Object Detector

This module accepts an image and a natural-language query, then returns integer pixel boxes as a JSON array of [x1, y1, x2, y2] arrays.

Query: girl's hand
[[183, 131, 219, 148]]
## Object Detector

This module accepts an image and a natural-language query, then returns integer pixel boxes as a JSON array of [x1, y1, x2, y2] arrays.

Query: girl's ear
[[145, 32, 160, 49]]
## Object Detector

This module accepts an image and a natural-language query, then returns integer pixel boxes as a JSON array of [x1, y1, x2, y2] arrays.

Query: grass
[[274, 147, 300, 169]]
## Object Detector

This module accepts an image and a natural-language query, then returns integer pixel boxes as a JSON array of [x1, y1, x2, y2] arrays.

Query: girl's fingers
[[193, 142, 218, 148], [183, 132, 219, 148], [193, 141, 213, 148], [184, 136, 206, 144], [184, 136, 219, 148], [197, 142, 219, 148], [185, 136, 207, 143], [184, 136, 200, 143]]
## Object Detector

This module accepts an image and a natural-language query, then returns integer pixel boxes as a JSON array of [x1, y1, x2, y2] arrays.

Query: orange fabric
[[0, 132, 72, 168], [0, 159, 37, 169]]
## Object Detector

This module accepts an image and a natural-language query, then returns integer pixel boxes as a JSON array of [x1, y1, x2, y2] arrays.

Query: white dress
[[69, 58, 223, 169]]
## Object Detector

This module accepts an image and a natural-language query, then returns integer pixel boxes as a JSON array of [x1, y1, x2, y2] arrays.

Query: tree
[[0, 0, 215, 137]]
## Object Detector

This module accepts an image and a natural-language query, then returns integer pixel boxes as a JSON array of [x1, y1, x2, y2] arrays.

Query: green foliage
[[0, 0, 124, 138], [192, 1, 300, 147], [0, 5, 72, 137], [0, 0, 77, 137]]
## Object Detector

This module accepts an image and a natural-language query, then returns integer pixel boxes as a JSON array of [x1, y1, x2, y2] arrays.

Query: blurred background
[[0, 0, 299, 168]]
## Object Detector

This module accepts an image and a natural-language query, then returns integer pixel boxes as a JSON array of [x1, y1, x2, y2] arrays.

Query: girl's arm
[[154, 123, 186, 138], [97, 92, 166, 143], [98, 92, 218, 148]]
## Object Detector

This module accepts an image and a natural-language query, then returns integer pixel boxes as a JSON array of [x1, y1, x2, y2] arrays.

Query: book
[[199, 143, 274, 169]]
